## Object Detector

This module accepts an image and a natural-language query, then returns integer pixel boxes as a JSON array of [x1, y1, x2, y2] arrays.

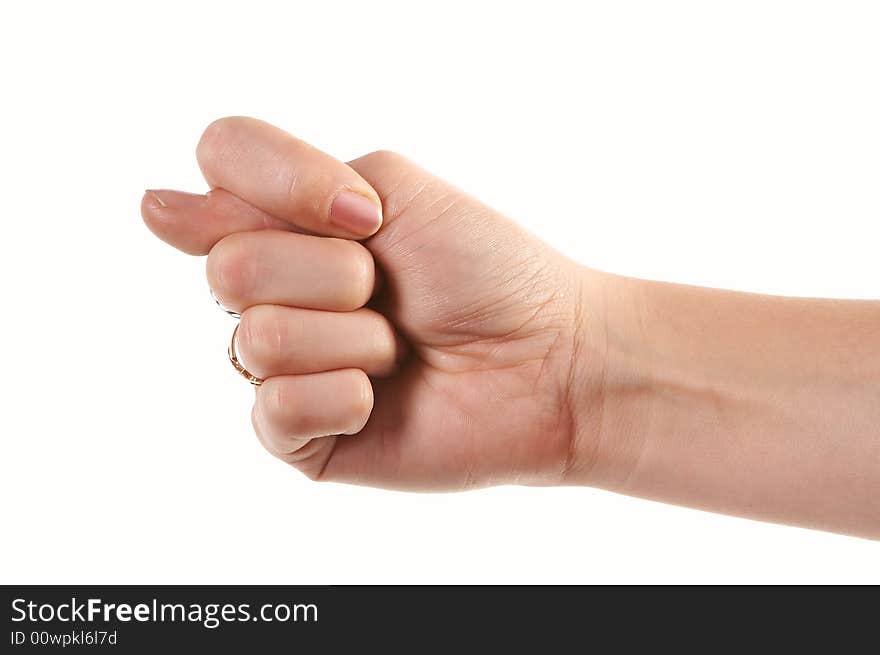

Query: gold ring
[[228, 324, 263, 386]]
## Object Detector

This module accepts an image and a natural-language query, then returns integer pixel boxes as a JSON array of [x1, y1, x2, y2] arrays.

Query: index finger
[[196, 116, 383, 239]]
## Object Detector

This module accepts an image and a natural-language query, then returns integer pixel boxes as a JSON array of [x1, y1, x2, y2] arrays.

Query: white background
[[1, 1, 878, 583]]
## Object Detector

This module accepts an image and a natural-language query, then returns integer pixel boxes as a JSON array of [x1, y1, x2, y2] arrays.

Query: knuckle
[[360, 149, 405, 169], [206, 234, 257, 305], [353, 149, 429, 225]]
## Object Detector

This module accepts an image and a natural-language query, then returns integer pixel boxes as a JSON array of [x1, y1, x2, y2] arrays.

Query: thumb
[[346, 149, 541, 287], [347, 150, 499, 243]]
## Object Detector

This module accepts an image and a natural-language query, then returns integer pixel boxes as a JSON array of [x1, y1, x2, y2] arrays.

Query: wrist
[[562, 267, 653, 489]]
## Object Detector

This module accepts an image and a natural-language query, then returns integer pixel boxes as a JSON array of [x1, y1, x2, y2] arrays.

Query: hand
[[142, 117, 608, 490]]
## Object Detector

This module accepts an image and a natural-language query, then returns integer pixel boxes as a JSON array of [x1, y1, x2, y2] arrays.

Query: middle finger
[[207, 229, 375, 313]]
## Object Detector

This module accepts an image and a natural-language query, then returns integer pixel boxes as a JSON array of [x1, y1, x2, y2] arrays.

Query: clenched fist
[[142, 117, 605, 490]]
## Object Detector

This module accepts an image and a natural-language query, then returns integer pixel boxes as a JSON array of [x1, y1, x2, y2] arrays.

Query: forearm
[[568, 271, 880, 538]]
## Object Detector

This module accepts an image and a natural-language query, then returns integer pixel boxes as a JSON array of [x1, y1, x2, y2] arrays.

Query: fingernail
[[146, 189, 167, 207], [329, 191, 382, 237], [144, 189, 205, 210]]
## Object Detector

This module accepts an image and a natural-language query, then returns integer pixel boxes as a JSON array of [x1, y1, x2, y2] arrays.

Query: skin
[[142, 117, 880, 539]]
